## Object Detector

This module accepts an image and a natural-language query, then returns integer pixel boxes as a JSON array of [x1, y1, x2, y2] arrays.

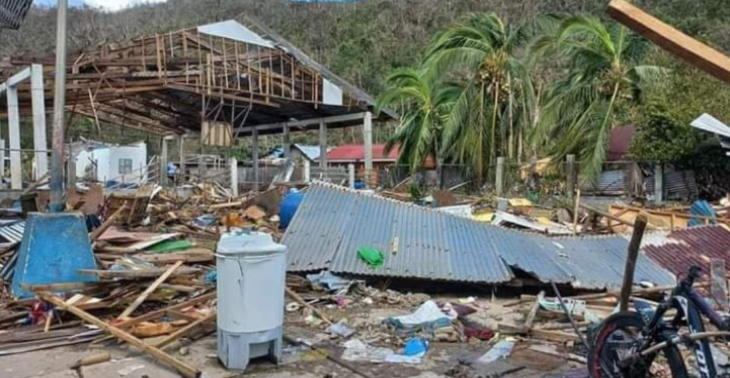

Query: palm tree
[[425, 13, 536, 184], [375, 68, 459, 173], [532, 16, 668, 181]]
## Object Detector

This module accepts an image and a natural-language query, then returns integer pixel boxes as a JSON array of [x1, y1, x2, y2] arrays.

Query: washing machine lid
[[216, 230, 287, 255]]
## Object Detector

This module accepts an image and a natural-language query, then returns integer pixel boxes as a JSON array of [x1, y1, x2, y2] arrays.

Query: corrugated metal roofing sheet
[[645, 170, 698, 200], [0, 221, 24, 243], [643, 225, 730, 277], [282, 183, 675, 289], [0, 0, 33, 30]]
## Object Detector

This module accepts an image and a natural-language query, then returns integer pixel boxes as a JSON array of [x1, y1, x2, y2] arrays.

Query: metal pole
[[49, 0, 68, 212]]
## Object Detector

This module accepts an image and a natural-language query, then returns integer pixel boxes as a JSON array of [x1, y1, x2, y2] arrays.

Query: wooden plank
[[39, 293, 201, 378], [90, 205, 126, 241], [117, 261, 184, 319], [524, 291, 545, 332], [116, 293, 215, 330], [608, 0, 730, 86], [154, 312, 216, 350], [285, 287, 333, 326]]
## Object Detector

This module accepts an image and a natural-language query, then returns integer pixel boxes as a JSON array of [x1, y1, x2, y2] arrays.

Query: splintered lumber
[[529, 345, 587, 364], [498, 323, 580, 343], [39, 292, 201, 378], [79, 266, 199, 279], [136, 249, 214, 265], [90, 205, 127, 241], [523, 291, 545, 332], [118, 261, 183, 319], [608, 0, 730, 86], [579, 203, 655, 229], [71, 352, 112, 368], [154, 312, 216, 350], [285, 287, 333, 326], [620, 213, 648, 312]]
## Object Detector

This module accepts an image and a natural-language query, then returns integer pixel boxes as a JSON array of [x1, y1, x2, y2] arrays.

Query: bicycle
[[588, 266, 730, 378]]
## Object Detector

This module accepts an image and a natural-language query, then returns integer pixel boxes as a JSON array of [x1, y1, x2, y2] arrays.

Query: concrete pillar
[[230, 157, 238, 197], [566, 154, 576, 198], [363, 112, 373, 187], [7, 86, 21, 189], [197, 155, 203, 181], [160, 137, 169, 187], [495, 156, 505, 197], [66, 155, 76, 188], [319, 120, 327, 170], [654, 163, 663, 205], [348, 163, 355, 190], [303, 160, 311, 183], [283, 124, 290, 158], [0, 139, 4, 185], [252, 128, 259, 192], [31, 64, 48, 181], [178, 136, 186, 183]]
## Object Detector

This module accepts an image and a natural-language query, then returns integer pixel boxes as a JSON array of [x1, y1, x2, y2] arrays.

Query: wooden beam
[[39, 293, 201, 378], [117, 261, 183, 319], [608, 0, 730, 86]]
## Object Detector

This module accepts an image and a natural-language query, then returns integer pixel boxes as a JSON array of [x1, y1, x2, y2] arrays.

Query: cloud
[[82, 0, 170, 11]]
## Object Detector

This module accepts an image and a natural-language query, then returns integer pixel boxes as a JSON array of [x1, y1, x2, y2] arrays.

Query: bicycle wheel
[[588, 312, 687, 378]]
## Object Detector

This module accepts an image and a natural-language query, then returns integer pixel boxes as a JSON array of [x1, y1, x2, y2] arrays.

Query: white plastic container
[[216, 230, 287, 371]]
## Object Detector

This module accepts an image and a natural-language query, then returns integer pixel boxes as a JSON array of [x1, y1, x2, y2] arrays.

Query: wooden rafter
[[608, 0, 730, 86]]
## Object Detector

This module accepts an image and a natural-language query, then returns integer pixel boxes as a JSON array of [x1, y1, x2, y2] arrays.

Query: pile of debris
[[0, 181, 289, 377]]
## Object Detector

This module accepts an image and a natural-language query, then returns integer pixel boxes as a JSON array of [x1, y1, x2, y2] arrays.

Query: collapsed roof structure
[[0, 17, 390, 137]]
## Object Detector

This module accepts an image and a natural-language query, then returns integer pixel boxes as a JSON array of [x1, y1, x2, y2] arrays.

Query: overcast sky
[[35, 0, 170, 11]]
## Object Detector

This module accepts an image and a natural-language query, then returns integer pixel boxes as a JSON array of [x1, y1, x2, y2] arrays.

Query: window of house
[[119, 158, 133, 174]]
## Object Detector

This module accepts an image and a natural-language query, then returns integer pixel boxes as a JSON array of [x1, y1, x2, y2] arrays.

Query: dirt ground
[[0, 296, 588, 378]]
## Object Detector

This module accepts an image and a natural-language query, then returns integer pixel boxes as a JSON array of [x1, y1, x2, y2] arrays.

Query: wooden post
[[252, 128, 259, 192], [283, 124, 290, 158], [7, 86, 21, 190], [566, 154, 576, 199], [495, 157, 505, 197], [160, 137, 169, 187], [363, 112, 373, 187], [619, 213, 648, 312], [39, 293, 201, 378], [654, 163, 663, 205], [178, 136, 186, 183], [572, 189, 581, 235], [31, 64, 48, 181]]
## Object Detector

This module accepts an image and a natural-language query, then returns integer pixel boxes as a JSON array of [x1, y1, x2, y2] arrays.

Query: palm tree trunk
[[491, 81, 500, 167], [508, 74, 514, 160]]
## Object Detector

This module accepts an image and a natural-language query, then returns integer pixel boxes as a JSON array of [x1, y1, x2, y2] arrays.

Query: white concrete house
[[74, 142, 148, 184]]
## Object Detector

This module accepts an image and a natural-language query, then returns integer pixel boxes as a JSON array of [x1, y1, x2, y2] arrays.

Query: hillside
[[4, 0, 729, 97]]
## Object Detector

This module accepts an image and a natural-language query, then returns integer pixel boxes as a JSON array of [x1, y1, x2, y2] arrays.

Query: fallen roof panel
[[643, 225, 730, 277], [282, 183, 675, 288]]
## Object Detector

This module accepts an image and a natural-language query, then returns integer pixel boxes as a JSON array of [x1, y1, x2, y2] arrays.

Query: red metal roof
[[643, 225, 730, 277], [608, 125, 637, 161], [326, 144, 400, 162]]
